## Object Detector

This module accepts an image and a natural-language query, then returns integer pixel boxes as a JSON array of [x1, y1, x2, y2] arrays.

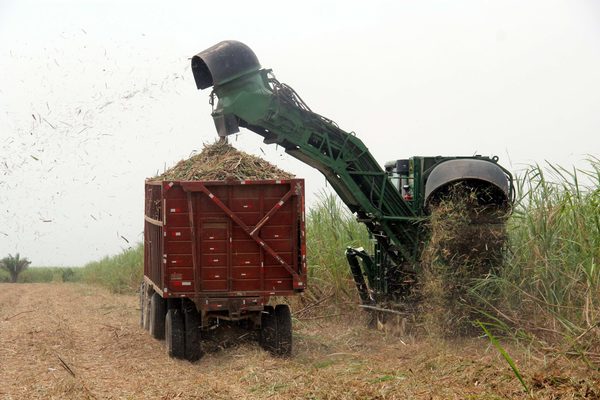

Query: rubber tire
[[184, 305, 203, 362], [274, 304, 292, 357], [165, 309, 185, 359], [260, 305, 277, 353], [149, 292, 166, 340]]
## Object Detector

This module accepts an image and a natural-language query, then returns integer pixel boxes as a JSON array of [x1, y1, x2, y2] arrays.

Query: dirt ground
[[0, 283, 597, 399]]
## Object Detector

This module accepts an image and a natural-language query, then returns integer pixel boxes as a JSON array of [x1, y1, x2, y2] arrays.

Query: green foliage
[[473, 158, 600, 347], [5, 246, 143, 293], [305, 191, 372, 303], [80, 244, 143, 294], [19, 267, 82, 283], [477, 321, 529, 393], [0, 265, 80, 283], [0, 253, 32, 283]]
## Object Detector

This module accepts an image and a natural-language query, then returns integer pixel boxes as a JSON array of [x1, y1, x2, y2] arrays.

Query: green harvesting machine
[[190, 40, 514, 309]]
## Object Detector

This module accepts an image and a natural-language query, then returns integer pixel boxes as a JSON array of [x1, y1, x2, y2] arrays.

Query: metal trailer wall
[[144, 179, 306, 313]]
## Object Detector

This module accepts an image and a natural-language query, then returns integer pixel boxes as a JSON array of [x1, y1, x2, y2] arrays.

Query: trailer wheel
[[260, 305, 277, 353], [183, 304, 203, 362], [149, 292, 166, 340], [275, 304, 292, 357], [165, 309, 185, 359]]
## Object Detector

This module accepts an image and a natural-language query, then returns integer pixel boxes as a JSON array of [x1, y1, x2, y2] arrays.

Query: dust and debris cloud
[[0, 27, 203, 265]]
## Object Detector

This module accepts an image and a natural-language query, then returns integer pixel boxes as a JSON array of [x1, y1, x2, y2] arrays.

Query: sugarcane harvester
[[190, 41, 514, 310]]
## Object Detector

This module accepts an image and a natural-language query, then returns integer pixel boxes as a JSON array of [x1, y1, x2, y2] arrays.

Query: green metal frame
[[193, 44, 513, 302], [209, 70, 426, 295]]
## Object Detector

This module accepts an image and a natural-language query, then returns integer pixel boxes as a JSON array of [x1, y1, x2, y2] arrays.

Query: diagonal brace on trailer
[[180, 182, 303, 289], [249, 188, 294, 237]]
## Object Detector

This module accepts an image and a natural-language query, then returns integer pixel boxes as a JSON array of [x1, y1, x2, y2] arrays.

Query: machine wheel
[[274, 304, 292, 357], [183, 304, 203, 362], [165, 309, 185, 359], [260, 305, 277, 353], [149, 292, 166, 340]]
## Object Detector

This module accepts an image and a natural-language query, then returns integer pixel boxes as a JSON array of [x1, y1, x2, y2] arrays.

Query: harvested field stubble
[[0, 283, 597, 399], [154, 139, 294, 181]]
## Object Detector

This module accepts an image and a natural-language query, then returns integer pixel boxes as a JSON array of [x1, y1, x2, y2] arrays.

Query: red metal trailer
[[140, 178, 306, 360]]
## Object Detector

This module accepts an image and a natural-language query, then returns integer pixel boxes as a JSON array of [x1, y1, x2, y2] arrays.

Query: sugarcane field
[[2, 2, 600, 399]]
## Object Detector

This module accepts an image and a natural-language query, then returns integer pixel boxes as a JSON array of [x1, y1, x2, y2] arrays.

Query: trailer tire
[[183, 304, 203, 362], [149, 292, 166, 340], [165, 309, 185, 359], [260, 305, 277, 353], [275, 304, 292, 357]]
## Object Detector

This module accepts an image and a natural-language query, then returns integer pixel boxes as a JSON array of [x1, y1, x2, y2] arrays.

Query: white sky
[[1, 0, 599, 266]]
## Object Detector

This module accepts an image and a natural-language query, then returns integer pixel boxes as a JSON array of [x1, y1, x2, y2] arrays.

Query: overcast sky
[[1, 0, 599, 266]]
